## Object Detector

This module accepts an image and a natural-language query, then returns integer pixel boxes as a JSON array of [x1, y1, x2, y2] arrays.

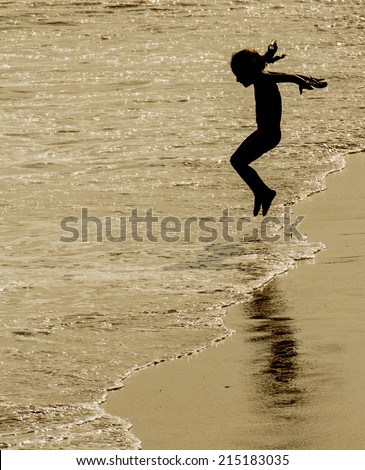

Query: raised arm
[[267, 71, 328, 94]]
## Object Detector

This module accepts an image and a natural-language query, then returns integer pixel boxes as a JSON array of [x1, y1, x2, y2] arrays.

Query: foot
[[253, 195, 262, 217], [261, 189, 276, 216]]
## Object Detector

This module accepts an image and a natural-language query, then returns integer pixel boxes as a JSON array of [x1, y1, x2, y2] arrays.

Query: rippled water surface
[[1, 0, 364, 449]]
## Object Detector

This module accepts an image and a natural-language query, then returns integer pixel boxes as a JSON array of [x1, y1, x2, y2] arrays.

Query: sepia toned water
[[0, 0, 364, 449]]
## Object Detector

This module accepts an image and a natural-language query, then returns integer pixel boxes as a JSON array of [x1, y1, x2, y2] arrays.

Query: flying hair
[[262, 40, 286, 64]]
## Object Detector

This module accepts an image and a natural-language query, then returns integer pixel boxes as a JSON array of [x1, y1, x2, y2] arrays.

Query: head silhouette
[[231, 42, 285, 87]]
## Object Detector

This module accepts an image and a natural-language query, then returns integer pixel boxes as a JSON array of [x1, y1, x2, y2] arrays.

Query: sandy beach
[[105, 152, 365, 450]]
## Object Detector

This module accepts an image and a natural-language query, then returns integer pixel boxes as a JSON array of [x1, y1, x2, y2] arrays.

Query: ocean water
[[0, 0, 364, 449]]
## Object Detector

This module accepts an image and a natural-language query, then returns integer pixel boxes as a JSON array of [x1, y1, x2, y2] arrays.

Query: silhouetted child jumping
[[230, 41, 327, 216]]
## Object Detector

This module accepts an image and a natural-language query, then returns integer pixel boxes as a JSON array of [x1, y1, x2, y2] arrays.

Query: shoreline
[[103, 151, 365, 450]]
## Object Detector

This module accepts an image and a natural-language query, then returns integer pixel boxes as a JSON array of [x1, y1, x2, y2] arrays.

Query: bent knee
[[230, 153, 236, 167], [230, 153, 245, 169], [265, 130, 281, 149], [273, 130, 281, 146]]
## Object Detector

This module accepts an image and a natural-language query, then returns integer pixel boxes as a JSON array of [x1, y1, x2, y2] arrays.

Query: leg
[[230, 130, 279, 216]]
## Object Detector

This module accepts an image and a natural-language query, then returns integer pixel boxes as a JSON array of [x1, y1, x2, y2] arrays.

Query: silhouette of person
[[230, 41, 327, 216]]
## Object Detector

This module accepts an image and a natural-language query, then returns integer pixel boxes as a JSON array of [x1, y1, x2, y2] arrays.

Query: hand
[[298, 75, 328, 94]]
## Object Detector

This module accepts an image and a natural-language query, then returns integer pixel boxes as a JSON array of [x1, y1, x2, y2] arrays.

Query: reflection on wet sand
[[244, 280, 306, 417]]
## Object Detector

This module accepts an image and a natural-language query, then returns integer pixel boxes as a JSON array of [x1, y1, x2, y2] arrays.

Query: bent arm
[[266, 71, 328, 94]]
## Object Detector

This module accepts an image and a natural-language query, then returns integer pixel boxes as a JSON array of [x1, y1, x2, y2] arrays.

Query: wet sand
[[104, 152, 365, 450]]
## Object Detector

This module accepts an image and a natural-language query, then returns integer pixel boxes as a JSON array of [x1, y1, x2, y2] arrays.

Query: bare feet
[[261, 189, 276, 216], [253, 195, 261, 217], [253, 189, 276, 217]]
